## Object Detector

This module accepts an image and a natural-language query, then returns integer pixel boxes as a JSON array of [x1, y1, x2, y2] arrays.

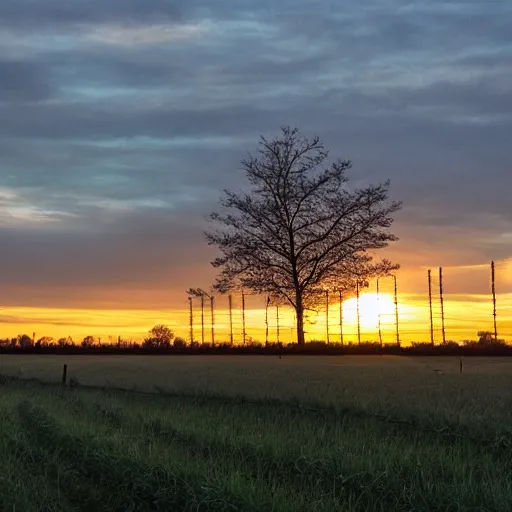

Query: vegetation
[[206, 126, 401, 345], [1, 357, 512, 511], [0, 326, 509, 356]]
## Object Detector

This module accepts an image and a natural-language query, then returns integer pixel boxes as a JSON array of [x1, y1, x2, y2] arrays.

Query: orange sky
[[1, 279, 509, 345], [1, 238, 510, 344]]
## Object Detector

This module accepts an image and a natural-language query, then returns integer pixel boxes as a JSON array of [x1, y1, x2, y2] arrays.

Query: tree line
[[0, 326, 509, 356]]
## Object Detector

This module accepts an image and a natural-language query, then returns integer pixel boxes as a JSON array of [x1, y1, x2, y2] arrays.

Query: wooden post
[[201, 294, 205, 345], [491, 261, 497, 345], [338, 290, 344, 345], [356, 281, 361, 345], [439, 267, 446, 344], [228, 294, 234, 344], [210, 295, 215, 346], [393, 275, 400, 347], [276, 305, 280, 344], [325, 290, 330, 343], [459, 357, 463, 373], [61, 364, 68, 386], [428, 269, 434, 346], [376, 279, 383, 347], [242, 290, 246, 345], [265, 296, 269, 346], [188, 296, 193, 344]]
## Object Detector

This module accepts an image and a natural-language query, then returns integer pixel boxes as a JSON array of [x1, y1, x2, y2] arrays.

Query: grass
[[1, 355, 512, 510]]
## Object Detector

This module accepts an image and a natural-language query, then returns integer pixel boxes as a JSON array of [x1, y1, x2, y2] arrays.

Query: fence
[[185, 260, 512, 345]]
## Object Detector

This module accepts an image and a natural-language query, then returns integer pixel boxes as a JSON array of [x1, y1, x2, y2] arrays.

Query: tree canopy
[[206, 126, 401, 344]]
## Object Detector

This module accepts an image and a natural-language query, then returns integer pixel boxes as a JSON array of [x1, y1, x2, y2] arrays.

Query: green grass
[[1, 370, 512, 511]]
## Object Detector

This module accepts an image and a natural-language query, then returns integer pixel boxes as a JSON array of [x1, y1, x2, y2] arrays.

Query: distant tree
[[206, 126, 401, 345], [173, 337, 187, 349], [36, 336, 54, 348], [477, 331, 494, 345], [81, 335, 96, 348], [17, 334, 34, 349], [143, 324, 174, 349], [57, 336, 73, 348]]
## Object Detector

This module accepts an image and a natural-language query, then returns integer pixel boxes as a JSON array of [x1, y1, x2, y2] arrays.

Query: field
[[1, 355, 512, 511]]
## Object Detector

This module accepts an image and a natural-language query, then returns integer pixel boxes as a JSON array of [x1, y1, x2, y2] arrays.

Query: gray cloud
[[0, 0, 511, 308], [0, 59, 55, 102]]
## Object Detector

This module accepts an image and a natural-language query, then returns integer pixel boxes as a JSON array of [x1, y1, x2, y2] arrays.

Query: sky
[[0, 0, 511, 342]]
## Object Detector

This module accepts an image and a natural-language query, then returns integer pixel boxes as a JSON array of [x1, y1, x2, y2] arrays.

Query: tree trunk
[[295, 297, 305, 346]]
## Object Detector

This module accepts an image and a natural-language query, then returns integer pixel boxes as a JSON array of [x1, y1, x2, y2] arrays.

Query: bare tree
[[206, 127, 401, 345]]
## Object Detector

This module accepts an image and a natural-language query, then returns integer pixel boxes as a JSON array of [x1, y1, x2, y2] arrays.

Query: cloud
[[84, 23, 205, 46], [0, 0, 511, 311], [0, 59, 55, 102]]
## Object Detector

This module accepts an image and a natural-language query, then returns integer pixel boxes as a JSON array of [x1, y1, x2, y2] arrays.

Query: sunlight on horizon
[[1, 290, 510, 345]]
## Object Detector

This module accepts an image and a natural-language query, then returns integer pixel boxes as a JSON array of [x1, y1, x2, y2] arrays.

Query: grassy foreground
[[1, 375, 512, 511]]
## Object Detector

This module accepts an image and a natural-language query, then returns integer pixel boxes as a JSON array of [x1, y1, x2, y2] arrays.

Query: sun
[[343, 293, 396, 330]]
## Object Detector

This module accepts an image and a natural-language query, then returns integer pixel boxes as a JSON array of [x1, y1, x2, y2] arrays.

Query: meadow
[[1, 355, 512, 511]]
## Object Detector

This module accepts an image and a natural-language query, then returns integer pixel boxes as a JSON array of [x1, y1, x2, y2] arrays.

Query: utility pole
[[428, 269, 434, 346], [439, 267, 446, 344]]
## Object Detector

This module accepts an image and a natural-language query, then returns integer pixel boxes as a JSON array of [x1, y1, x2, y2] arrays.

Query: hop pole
[[356, 281, 361, 345], [491, 261, 497, 344], [439, 267, 446, 344], [376, 279, 383, 346], [325, 290, 330, 343], [228, 295, 234, 344], [392, 275, 400, 347], [338, 290, 344, 345], [428, 269, 434, 346], [188, 296, 193, 343]]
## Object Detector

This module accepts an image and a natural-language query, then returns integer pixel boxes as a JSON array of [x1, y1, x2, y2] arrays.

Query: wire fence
[[185, 261, 512, 345]]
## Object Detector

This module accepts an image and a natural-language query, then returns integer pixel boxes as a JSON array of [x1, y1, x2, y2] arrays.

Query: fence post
[[491, 261, 497, 345], [325, 290, 330, 343], [377, 279, 383, 346], [242, 290, 246, 345], [439, 267, 446, 344], [61, 364, 68, 386], [188, 296, 193, 344], [228, 294, 234, 344], [393, 275, 400, 347], [356, 281, 361, 345], [339, 290, 344, 345], [428, 269, 434, 346]]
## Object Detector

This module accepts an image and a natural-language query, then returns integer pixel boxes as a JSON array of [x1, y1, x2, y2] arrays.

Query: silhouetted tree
[[17, 334, 34, 349], [478, 331, 494, 345], [81, 335, 96, 348], [143, 324, 174, 349], [36, 336, 54, 348], [173, 337, 187, 349], [206, 126, 401, 345]]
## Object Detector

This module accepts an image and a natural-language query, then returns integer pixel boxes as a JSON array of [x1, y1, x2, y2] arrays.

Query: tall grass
[[1, 374, 512, 511]]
